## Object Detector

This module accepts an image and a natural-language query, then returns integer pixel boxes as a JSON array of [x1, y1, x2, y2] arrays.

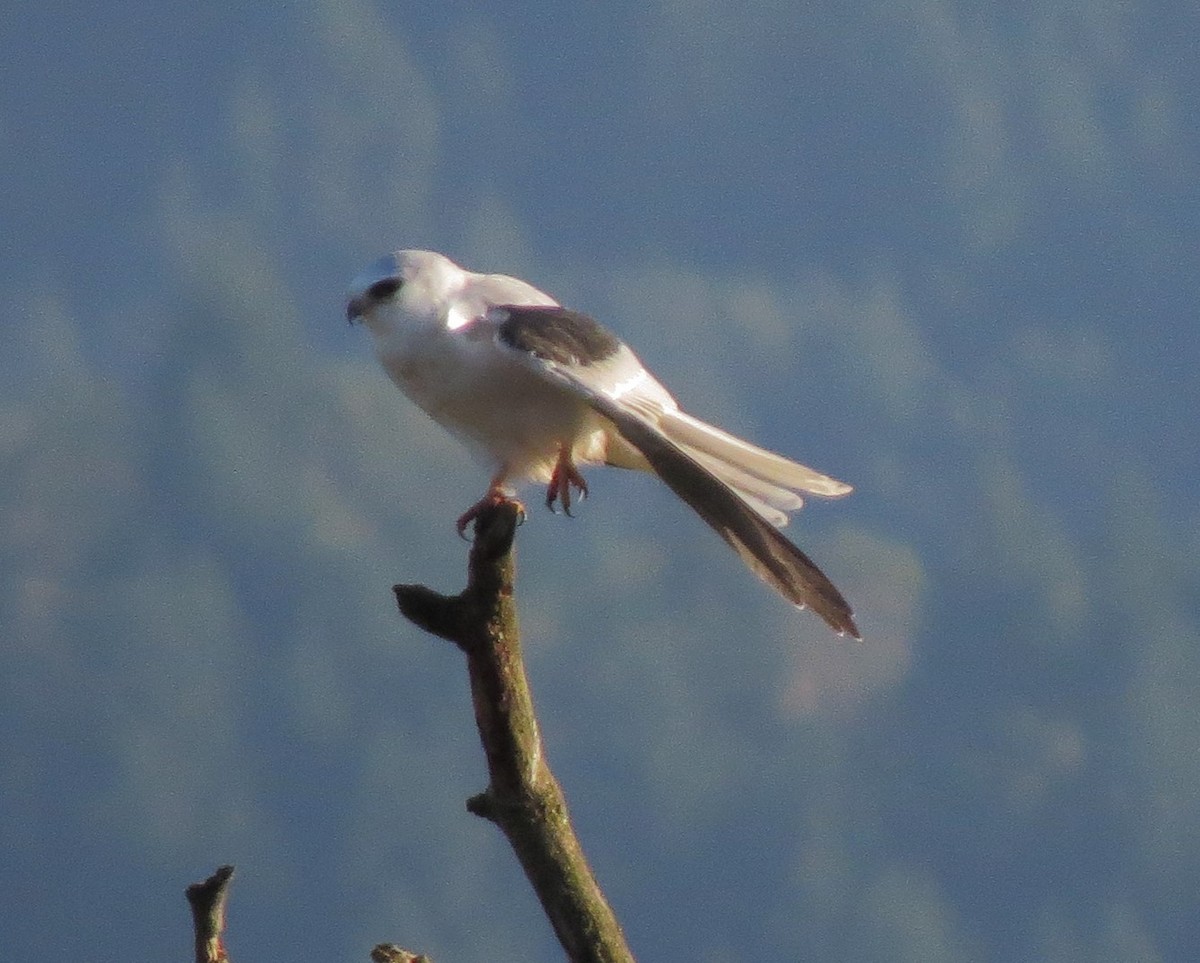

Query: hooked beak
[[346, 296, 365, 325]]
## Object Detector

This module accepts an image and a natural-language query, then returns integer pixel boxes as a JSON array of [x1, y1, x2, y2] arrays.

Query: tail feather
[[533, 360, 859, 637], [594, 405, 860, 637], [723, 489, 791, 529], [683, 446, 802, 526], [660, 410, 852, 498]]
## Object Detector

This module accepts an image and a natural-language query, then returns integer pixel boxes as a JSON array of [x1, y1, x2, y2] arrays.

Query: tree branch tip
[[186, 863, 234, 896], [186, 865, 235, 963], [466, 790, 500, 822], [393, 584, 465, 643], [371, 944, 433, 963], [393, 582, 448, 609], [469, 501, 521, 558]]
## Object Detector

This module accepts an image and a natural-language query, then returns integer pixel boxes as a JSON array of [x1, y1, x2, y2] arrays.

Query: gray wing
[[495, 305, 626, 367], [494, 306, 860, 638]]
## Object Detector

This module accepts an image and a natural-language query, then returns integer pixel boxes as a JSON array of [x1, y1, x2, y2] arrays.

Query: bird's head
[[345, 250, 466, 328]]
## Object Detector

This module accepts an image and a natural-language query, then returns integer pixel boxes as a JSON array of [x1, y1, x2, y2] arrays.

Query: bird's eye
[[367, 277, 402, 300]]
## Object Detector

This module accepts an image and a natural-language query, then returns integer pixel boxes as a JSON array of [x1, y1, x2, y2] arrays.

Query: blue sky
[[2, 2, 1198, 961]]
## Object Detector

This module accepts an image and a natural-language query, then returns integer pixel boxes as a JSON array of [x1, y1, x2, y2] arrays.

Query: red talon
[[545, 447, 589, 516]]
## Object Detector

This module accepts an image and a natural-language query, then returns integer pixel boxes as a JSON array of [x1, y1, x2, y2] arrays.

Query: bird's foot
[[456, 490, 526, 539], [545, 451, 589, 516]]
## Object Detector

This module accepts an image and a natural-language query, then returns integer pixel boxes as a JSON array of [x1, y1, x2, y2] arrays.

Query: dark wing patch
[[367, 277, 402, 300], [497, 306, 623, 367]]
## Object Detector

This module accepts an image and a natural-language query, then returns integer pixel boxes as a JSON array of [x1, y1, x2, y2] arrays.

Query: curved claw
[[545, 449, 589, 517]]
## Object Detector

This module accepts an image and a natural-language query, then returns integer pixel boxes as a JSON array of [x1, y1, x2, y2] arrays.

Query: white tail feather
[[683, 447, 803, 527], [722, 487, 791, 528], [660, 410, 852, 499]]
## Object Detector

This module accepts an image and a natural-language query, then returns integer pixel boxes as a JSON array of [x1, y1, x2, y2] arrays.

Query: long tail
[[536, 359, 859, 637], [594, 405, 859, 637], [659, 410, 852, 527]]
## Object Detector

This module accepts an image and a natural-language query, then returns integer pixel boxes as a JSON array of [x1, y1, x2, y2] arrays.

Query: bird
[[346, 250, 859, 638]]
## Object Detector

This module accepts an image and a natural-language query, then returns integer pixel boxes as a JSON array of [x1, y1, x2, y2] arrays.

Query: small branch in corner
[[185, 866, 434, 963], [371, 944, 434, 963]]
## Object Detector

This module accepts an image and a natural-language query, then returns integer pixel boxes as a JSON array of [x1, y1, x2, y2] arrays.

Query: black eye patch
[[367, 277, 402, 300]]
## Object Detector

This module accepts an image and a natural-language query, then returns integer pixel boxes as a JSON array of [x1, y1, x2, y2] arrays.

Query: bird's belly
[[382, 344, 605, 482]]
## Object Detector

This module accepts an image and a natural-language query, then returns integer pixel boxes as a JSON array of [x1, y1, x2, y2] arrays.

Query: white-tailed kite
[[347, 250, 859, 638]]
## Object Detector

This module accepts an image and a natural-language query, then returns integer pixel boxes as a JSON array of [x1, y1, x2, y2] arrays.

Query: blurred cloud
[[304, 0, 441, 247], [779, 527, 920, 717], [854, 863, 977, 961], [893, 0, 1188, 245]]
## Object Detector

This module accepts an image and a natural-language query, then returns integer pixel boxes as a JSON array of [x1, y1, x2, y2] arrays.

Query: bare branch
[[185, 865, 234, 963], [394, 502, 635, 963]]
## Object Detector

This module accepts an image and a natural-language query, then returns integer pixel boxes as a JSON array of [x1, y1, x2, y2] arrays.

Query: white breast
[[372, 316, 610, 483]]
